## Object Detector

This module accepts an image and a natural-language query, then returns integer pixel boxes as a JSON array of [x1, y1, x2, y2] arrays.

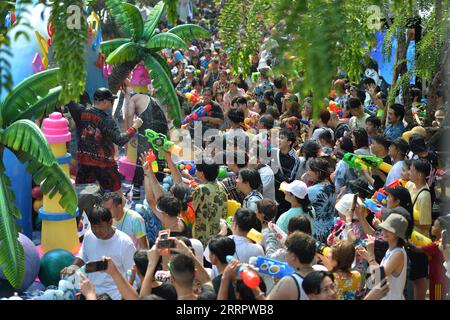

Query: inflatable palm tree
[[101, 0, 210, 127], [0, 68, 77, 288]]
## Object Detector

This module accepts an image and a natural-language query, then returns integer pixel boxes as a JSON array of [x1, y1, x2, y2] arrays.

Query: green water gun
[[342, 153, 392, 174], [144, 129, 182, 160]]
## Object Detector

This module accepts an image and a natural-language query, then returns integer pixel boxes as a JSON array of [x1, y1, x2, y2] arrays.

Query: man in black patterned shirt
[[69, 88, 143, 194]]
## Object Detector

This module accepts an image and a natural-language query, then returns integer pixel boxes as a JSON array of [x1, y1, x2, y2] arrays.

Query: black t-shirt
[[212, 274, 236, 300], [152, 283, 178, 300], [274, 91, 284, 113]]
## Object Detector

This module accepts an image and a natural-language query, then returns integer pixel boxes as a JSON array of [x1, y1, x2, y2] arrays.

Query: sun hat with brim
[[380, 206, 411, 222], [279, 180, 308, 199], [335, 193, 363, 217], [402, 126, 426, 142], [378, 213, 408, 240]]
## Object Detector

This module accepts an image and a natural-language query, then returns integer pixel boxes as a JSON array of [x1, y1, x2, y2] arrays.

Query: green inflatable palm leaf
[[104, 0, 131, 37], [150, 52, 172, 79], [142, 1, 166, 41], [121, 3, 144, 41], [168, 24, 211, 42], [146, 32, 188, 51], [100, 38, 131, 57], [106, 42, 139, 65], [0, 68, 60, 127], [0, 161, 25, 289], [144, 55, 182, 128]]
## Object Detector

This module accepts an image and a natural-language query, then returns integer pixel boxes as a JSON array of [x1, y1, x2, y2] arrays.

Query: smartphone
[[85, 260, 108, 273], [157, 229, 176, 249]]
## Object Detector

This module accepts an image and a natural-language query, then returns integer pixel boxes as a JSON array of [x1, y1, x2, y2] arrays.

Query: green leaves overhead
[[50, 0, 88, 104], [100, 38, 132, 57], [0, 68, 60, 127], [144, 55, 182, 128], [121, 3, 144, 41], [104, 0, 131, 37], [168, 24, 211, 42], [142, 1, 166, 41], [106, 42, 140, 65], [0, 160, 25, 289], [146, 32, 188, 51]]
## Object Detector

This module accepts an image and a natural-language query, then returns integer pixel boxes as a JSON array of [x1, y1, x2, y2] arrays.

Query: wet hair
[[134, 249, 149, 276], [102, 192, 123, 206], [256, 199, 278, 222], [263, 90, 275, 105], [196, 157, 219, 181], [236, 96, 248, 106], [348, 178, 371, 199], [227, 107, 245, 124], [411, 158, 431, 178], [302, 271, 335, 295], [319, 130, 333, 145], [233, 208, 258, 233], [259, 114, 274, 129], [352, 127, 369, 149], [309, 157, 331, 182], [170, 183, 192, 211], [279, 128, 298, 148], [338, 136, 355, 153], [319, 109, 331, 125], [390, 104, 405, 121], [285, 231, 316, 264], [274, 75, 286, 89], [363, 78, 376, 86], [157, 194, 181, 217], [409, 133, 427, 153], [287, 216, 312, 235], [330, 240, 356, 273], [266, 106, 280, 119], [348, 97, 362, 109], [208, 236, 236, 264], [372, 134, 390, 151], [366, 115, 381, 129], [170, 253, 195, 287], [89, 206, 112, 225], [239, 168, 262, 190]]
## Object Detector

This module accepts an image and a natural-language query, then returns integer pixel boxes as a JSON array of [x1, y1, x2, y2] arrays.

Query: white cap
[[185, 65, 196, 73], [335, 193, 363, 217], [279, 180, 308, 199]]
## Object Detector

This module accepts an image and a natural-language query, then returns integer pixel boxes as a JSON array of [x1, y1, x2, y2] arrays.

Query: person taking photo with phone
[[61, 206, 136, 300]]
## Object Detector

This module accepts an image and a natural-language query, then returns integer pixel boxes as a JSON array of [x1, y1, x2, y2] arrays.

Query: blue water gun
[[363, 198, 382, 218], [248, 256, 295, 279]]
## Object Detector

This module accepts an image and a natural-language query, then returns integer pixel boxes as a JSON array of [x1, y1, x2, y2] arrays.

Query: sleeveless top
[[380, 247, 407, 300], [290, 273, 309, 300]]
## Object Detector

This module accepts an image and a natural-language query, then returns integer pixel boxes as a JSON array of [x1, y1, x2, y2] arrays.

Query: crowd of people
[[60, 2, 450, 301]]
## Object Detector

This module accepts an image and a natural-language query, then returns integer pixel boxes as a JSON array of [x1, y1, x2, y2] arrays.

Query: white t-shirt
[[77, 229, 136, 300], [259, 165, 276, 202], [385, 160, 404, 186], [229, 235, 264, 264], [310, 127, 334, 145]]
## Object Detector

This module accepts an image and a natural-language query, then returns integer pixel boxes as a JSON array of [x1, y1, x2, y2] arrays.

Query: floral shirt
[[307, 183, 336, 243], [192, 181, 228, 246], [334, 271, 361, 300]]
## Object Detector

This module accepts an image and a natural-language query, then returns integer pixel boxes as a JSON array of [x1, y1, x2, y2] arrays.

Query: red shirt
[[421, 241, 448, 299]]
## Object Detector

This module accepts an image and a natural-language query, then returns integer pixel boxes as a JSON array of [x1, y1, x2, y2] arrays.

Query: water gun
[[145, 148, 159, 173], [226, 256, 261, 289], [249, 256, 295, 279], [371, 179, 406, 206], [365, 104, 378, 115], [268, 221, 287, 244], [227, 199, 241, 217], [328, 101, 343, 118], [299, 118, 310, 126], [247, 228, 263, 243], [184, 92, 203, 104], [243, 114, 259, 129], [182, 104, 212, 124], [342, 153, 392, 174], [409, 230, 432, 246], [436, 168, 450, 181], [363, 198, 382, 218], [316, 242, 331, 257], [181, 86, 191, 94], [144, 129, 182, 159]]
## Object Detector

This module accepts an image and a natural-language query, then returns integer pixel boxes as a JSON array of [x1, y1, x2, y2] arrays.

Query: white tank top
[[380, 247, 407, 300], [291, 273, 309, 300]]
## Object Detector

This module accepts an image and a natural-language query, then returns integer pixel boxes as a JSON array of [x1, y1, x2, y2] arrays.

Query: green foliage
[[146, 32, 188, 50], [0, 157, 25, 289], [106, 42, 140, 64], [0, 68, 61, 127], [100, 38, 132, 57], [50, 0, 88, 104], [103, 0, 131, 37], [122, 2, 144, 41], [168, 24, 210, 42], [142, 0, 165, 41], [217, 0, 271, 78]]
